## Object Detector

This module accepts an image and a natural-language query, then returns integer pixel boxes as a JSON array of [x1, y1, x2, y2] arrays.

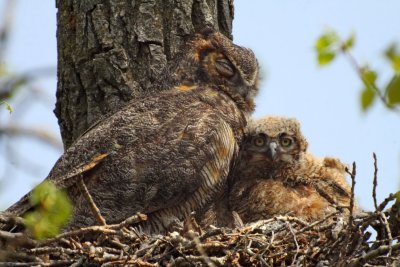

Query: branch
[[77, 175, 107, 226], [0, 230, 37, 247], [372, 153, 378, 210], [346, 161, 357, 226], [342, 48, 400, 114], [348, 242, 400, 267], [0, 0, 17, 60], [0, 124, 62, 149]]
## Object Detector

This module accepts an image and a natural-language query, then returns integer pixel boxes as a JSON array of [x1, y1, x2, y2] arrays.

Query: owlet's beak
[[266, 141, 278, 161]]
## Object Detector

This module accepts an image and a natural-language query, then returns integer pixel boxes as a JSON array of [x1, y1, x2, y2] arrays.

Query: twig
[[346, 162, 356, 226], [377, 193, 397, 212], [40, 226, 119, 245], [342, 48, 400, 113], [378, 211, 393, 256], [348, 242, 400, 267], [0, 230, 37, 247], [296, 211, 339, 235], [371, 154, 393, 254], [187, 230, 216, 267], [244, 215, 308, 233], [0, 213, 25, 226], [0, 125, 62, 149], [372, 153, 378, 210], [0, 0, 17, 60], [28, 246, 79, 256], [40, 213, 147, 246], [108, 213, 148, 230], [173, 255, 227, 266], [78, 175, 107, 226], [287, 222, 299, 264]]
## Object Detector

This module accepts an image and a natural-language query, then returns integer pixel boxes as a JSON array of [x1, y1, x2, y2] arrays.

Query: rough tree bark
[[55, 0, 234, 149]]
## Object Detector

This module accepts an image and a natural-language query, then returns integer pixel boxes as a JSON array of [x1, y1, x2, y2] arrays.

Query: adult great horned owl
[[229, 116, 353, 223], [4, 30, 260, 233]]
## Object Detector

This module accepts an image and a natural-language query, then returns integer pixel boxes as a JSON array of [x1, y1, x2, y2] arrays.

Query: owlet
[[198, 116, 353, 227], [230, 116, 353, 223]]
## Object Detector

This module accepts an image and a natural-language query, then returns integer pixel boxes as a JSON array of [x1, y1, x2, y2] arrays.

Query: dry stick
[[40, 213, 146, 246], [0, 250, 43, 264], [260, 230, 275, 257], [28, 246, 79, 256], [287, 222, 299, 265], [377, 193, 397, 212], [0, 213, 25, 226], [372, 153, 393, 256], [0, 260, 75, 267], [244, 215, 308, 234], [160, 237, 196, 267], [115, 213, 148, 229], [296, 211, 339, 235], [340, 163, 358, 262], [78, 175, 107, 226], [174, 255, 227, 266], [0, 230, 37, 247], [346, 162, 356, 227], [347, 242, 400, 267], [372, 153, 379, 210], [187, 231, 216, 267], [0, 125, 62, 149]]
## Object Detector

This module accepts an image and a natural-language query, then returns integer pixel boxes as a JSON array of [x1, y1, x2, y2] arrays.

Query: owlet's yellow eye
[[254, 137, 265, 147], [280, 137, 293, 147]]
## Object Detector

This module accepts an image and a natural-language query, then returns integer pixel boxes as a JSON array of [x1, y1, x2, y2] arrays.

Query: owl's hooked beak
[[266, 141, 278, 161]]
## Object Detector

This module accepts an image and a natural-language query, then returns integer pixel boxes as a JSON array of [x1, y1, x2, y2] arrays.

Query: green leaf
[[315, 31, 339, 52], [386, 74, 400, 105], [342, 33, 355, 51], [1, 100, 13, 114], [360, 87, 376, 111], [360, 67, 378, 90], [384, 44, 400, 73], [24, 181, 72, 240], [390, 56, 400, 73], [385, 43, 397, 60], [315, 30, 340, 66], [318, 51, 336, 66]]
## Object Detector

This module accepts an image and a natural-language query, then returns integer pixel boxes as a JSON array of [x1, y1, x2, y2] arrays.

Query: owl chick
[[3, 29, 260, 233], [229, 116, 353, 223]]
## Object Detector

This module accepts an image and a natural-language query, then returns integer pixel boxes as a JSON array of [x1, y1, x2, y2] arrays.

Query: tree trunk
[[54, 0, 234, 149]]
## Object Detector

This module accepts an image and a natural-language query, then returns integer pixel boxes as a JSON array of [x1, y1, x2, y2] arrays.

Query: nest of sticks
[[0, 160, 399, 266]]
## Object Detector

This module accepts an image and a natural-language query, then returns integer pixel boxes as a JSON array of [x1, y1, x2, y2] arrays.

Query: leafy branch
[[0, 99, 12, 113], [23, 181, 72, 240], [315, 29, 400, 113]]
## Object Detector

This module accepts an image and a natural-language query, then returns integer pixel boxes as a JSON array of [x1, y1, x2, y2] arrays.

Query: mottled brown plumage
[[3, 30, 260, 233], [230, 116, 353, 223]]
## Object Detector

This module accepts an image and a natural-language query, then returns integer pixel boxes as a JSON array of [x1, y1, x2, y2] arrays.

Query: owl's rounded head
[[243, 116, 308, 164], [167, 29, 260, 113]]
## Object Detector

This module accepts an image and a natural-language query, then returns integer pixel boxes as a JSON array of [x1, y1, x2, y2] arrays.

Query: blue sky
[[1, 1, 399, 211]]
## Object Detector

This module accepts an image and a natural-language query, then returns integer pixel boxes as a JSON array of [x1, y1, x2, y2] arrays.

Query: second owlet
[[3, 30, 260, 233], [229, 116, 353, 223]]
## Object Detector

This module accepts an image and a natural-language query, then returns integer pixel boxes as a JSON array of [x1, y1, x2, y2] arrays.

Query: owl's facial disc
[[263, 134, 297, 163]]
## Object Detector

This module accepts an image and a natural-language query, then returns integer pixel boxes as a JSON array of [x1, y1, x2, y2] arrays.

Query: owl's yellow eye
[[254, 137, 265, 147], [280, 137, 293, 147]]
